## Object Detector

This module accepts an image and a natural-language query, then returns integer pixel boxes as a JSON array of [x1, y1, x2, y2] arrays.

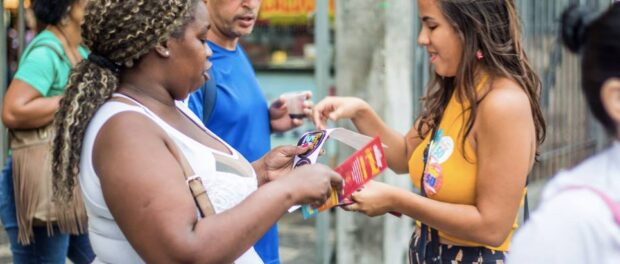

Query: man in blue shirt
[[187, 1, 310, 263]]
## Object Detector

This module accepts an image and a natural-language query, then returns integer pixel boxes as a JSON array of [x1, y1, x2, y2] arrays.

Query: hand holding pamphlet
[[285, 128, 397, 219]]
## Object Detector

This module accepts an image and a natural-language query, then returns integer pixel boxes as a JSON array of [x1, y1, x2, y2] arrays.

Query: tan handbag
[[10, 123, 88, 245], [10, 124, 57, 223], [9, 42, 88, 245]]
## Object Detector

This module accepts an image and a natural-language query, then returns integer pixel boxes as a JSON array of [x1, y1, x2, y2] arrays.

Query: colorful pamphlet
[[300, 136, 388, 219]]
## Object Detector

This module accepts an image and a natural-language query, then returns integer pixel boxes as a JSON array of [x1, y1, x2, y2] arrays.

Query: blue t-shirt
[[188, 42, 279, 264]]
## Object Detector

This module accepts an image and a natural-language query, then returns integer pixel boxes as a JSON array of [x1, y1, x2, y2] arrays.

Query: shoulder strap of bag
[[202, 68, 218, 123], [561, 186, 620, 226], [165, 139, 216, 218], [23, 41, 69, 65]]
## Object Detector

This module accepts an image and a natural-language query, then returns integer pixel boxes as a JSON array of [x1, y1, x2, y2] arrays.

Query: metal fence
[[518, 0, 612, 181]]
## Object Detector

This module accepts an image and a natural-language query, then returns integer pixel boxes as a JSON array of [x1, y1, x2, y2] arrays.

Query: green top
[[13, 30, 89, 97]]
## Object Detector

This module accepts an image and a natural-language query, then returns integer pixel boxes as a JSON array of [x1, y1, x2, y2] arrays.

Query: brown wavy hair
[[417, 0, 546, 154], [52, 0, 199, 203]]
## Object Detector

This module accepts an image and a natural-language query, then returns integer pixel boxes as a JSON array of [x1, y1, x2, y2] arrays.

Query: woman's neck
[[48, 24, 81, 48], [118, 78, 177, 109]]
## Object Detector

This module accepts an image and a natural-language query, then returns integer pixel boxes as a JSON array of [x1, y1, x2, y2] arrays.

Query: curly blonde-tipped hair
[[52, 0, 199, 203]]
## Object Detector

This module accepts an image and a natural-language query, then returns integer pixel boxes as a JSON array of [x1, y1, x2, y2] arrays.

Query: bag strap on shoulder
[[562, 186, 620, 226], [165, 139, 216, 218]]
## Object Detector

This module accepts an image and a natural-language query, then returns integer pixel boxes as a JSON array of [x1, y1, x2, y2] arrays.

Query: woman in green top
[[0, 0, 94, 263]]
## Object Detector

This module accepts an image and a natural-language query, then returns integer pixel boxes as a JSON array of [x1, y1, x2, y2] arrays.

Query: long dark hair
[[417, 0, 546, 154], [562, 2, 620, 134]]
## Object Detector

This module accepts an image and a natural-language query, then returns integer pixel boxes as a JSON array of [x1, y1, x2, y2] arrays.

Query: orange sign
[[259, 0, 335, 23]]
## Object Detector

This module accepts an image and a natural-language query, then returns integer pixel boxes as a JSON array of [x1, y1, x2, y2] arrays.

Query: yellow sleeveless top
[[408, 76, 520, 251]]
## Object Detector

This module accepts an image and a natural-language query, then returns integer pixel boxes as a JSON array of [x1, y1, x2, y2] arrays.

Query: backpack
[[201, 67, 217, 123]]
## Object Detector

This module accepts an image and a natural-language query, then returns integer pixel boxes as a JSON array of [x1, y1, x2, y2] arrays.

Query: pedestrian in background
[[508, 3, 620, 263], [1, 0, 94, 263], [187, 1, 312, 262]]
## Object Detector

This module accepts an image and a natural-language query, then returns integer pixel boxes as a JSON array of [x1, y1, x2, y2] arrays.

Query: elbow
[[476, 226, 512, 248], [163, 236, 237, 264], [1, 111, 20, 129]]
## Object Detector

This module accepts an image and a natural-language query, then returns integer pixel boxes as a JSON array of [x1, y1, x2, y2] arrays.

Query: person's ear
[[154, 44, 171, 58], [601, 78, 620, 131]]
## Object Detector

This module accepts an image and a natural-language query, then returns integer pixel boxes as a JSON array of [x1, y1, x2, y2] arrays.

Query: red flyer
[[302, 137, 387, 218]]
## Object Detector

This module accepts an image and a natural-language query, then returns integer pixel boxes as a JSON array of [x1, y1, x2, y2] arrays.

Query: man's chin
[[234, 26, 255, 37]]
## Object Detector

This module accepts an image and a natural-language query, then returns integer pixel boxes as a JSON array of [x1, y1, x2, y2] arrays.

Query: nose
[[417, 27, 429, 46], [242, 0, 260, 9]]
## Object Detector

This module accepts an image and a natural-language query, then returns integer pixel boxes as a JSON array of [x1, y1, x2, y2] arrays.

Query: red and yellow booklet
[[301, 136, 387, 218]]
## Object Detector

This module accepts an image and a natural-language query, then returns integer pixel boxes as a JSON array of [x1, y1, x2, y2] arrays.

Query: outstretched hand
[[312, 96, 369, 129]]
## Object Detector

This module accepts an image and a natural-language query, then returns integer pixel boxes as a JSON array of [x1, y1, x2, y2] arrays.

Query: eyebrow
[[421, 16, 436, 23]]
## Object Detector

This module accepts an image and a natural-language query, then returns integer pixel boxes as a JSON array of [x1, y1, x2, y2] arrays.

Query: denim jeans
[[0, 157, 95, 264]]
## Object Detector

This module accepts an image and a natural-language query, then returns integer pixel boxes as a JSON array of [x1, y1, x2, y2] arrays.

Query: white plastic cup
[[283, 91, 308, 119]]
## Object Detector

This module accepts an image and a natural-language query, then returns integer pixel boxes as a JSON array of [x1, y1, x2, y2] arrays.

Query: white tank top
[[79, 94, 263, 263]]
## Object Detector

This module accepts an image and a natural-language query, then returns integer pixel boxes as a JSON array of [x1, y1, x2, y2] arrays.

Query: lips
[[237, 15, 256, 28], [428, 51, 439, 62]]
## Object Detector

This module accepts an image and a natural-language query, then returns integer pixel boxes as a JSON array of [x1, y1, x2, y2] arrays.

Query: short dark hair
[[32, 0, 79, 25], [562, 3, 620, 134]]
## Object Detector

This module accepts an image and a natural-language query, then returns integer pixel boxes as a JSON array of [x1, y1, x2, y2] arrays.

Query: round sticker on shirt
[[423, 162, 443, 196], [430, 136, 454, 164]]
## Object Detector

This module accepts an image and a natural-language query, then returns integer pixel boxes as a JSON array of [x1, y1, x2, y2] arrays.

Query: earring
[[164, 50, 170, 56], [476, 50, 484, 60]]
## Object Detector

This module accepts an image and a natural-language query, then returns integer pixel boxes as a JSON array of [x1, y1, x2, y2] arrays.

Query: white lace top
[[79, 94, 263, 263]]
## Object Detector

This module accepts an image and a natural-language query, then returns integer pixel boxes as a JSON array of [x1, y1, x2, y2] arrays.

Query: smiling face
[[417, 0, 464, 77], [166, 0, 213, 99], [207, 0, 261, 40]]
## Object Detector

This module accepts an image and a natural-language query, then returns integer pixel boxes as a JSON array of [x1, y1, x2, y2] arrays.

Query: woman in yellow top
[[313, 0, 545, 262]]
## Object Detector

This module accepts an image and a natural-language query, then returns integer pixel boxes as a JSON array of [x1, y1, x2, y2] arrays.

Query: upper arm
[[3, 80, 45, 114], [14, 47, 59, 96], [474, 81, 536, 234], [93, 112, 200, 262]]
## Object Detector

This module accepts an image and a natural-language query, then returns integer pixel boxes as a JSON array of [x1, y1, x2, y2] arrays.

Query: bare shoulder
[[93, 110, 170, 174], [478, 77, 533, 122]]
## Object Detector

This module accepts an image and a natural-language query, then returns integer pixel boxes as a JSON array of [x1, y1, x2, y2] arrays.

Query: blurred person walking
[[1, 0, 94, 263], [508, 3, 620, 263]]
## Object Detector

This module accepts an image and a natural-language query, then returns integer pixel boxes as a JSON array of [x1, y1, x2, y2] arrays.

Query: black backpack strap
[[202, 67, 217, 123]]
